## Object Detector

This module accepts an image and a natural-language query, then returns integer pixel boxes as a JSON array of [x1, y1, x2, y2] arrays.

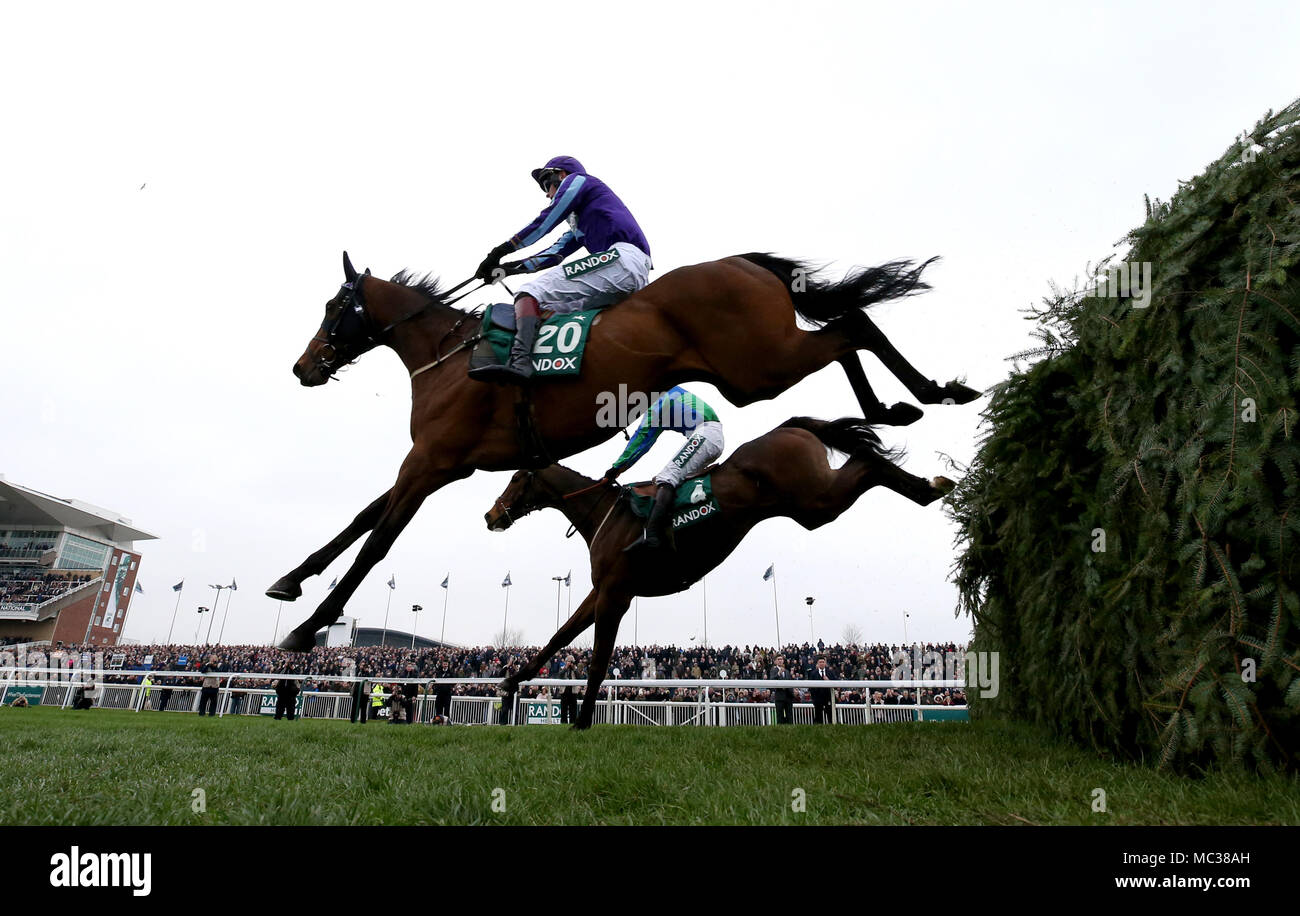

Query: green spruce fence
[[949, 100, 1300, 772]]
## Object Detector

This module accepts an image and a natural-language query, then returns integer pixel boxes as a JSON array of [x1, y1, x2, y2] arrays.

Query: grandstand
[[317, 624, 449, 649], [0, 476, 156, 647]]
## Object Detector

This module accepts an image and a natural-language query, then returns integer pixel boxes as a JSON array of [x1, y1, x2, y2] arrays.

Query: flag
[[134, 583, 144, 595], [328, 578, 338, 590], [441, 575, 449, 589], [763, 564, 774, 581], [412, 604, 423, 613], [229, 578, 238, 591], [564, 570, 571, 587], [172, 581, 184, 592], [387, 575, 396, 589], [502, 572, 512, 588]]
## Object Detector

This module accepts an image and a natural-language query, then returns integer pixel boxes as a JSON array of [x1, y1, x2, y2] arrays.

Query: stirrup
[[623, 529, 659, 554], [468, 361, 531, 384]]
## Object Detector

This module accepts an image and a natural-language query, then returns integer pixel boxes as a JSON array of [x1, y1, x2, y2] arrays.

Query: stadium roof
[[0, 476, 157, 543]]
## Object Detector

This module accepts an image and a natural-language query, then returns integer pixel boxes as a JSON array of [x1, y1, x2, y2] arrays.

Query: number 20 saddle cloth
[[468, 304, 605, 378]]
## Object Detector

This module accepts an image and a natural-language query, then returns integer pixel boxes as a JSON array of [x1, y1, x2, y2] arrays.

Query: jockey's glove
[[603, 467, 622, 483], [475, 242, 516, 281]]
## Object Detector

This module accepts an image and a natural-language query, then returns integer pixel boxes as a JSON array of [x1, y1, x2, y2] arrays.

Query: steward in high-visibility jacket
[[370, 683, 386, 712]]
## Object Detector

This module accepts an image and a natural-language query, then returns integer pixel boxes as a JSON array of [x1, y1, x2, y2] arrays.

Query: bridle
[[309, 273, 485, 381], [491, 471, 620, 542]]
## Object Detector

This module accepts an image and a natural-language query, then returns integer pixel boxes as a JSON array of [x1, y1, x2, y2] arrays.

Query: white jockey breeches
[[654, 421, 725, 488], [518, 242, 652, 315]]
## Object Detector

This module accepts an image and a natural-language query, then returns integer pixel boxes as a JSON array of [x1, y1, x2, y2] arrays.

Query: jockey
[[604, 386, 724, 554], [470, 156, 653, 383]]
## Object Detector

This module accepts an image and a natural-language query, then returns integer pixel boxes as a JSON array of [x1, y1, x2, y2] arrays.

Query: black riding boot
[[624, 484, 676, 554], [468, 315, 539, 384]]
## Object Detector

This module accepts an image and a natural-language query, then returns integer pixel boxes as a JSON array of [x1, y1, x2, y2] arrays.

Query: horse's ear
[[364, 268, 371, 276], [343, 251, 358, 283]]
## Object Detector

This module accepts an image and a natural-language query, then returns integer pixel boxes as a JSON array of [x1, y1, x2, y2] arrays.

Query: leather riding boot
[[468, 315, 539, 384], [624, 484, 677, 554]]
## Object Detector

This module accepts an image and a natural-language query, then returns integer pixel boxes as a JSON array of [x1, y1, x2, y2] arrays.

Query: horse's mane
[[388, 270, 467, 315]]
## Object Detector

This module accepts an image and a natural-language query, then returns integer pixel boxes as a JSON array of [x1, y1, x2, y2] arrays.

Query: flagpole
[[381, 579, 394, 647], [440, 579, 449, 646], [701, 576, 708, 648], [410, 604, 421, 649], [552, 575, 564, 628], [770, 568, 782, 649], [502, 579, 511, 646], [166, 585, 184, 644], [205, 587, 221, 645], [272, 600, 283, 646], [218, 587, 235, 644]]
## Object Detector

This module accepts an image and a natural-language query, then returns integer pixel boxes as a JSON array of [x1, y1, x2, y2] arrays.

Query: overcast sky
[[3, 2, 1295, 650]]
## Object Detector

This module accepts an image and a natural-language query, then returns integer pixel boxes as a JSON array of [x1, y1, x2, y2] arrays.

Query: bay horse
[[484, 416, 955, 729], [269, 251, 978, 650]]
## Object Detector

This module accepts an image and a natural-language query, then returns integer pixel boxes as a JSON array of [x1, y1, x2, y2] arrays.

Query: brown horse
[[484, 416, 955, 729], [269, 251, 977, 650]]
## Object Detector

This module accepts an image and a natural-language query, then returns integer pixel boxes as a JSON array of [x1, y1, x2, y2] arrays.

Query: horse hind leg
[[267, 490, 390, 600], [843, 314, 981, 406], [837, 356, 923, 426], [572, 590, 630, 730]]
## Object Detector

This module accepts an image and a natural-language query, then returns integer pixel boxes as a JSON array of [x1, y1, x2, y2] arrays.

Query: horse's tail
[[737, 252, 937, 329], [778, 416, 904, 463]]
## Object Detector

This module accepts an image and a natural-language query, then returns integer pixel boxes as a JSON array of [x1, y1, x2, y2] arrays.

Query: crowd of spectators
[[50, 640, 968, 706], [0, 538, 57, 559], [0, 568, 97, 605]]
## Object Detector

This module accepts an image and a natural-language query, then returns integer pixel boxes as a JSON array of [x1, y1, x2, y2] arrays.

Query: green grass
[[1, 707, 1295, 825]]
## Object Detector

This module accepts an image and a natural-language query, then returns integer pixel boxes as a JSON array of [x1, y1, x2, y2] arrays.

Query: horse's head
[[293, 252, 382, 386], [486, 470, 559, 531]]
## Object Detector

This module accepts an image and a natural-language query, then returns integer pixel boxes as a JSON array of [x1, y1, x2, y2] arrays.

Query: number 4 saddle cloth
[[469, 304, 606, 378], [625, 474, 722, 531]]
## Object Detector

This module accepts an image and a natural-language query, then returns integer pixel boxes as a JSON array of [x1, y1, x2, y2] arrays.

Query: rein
[[514, 472, 621, 541]]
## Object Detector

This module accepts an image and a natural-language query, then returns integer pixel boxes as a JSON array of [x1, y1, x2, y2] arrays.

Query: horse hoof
[[266, 578, 302, 601], [278, 628, 316, 652], [881, 402, 924, 426], [939, 381, 981, 404], [932, 476, 957, 495], [496, 684, 516, 699], [569, 722, 592, 731]]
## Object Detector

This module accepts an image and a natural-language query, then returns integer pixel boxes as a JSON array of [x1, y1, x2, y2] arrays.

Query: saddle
[[468, 304, 611, 379], [625, 472, 722, 531]]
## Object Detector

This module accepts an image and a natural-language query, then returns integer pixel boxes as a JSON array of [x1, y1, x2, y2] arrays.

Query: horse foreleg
[[851, 314, 981, 405], [279, 460, 471, 650], [267, 490, 391, 600], [572, 589, 630, 730], [499, 591, 598, 697]]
